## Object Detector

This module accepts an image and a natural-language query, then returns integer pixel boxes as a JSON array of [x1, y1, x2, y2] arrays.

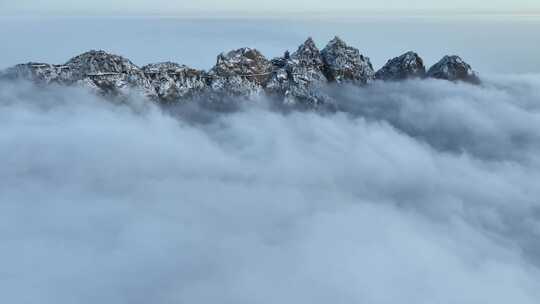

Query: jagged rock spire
[[375, 51, 426, 81], [321, 36, 374, 84], [291, 37, 324, 69], [266, 37, 331, 107], [427, 55, 480, 84]]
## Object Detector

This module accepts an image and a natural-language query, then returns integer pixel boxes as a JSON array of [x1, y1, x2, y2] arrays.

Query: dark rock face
[[427, 55, 480, 84], [266, 38, 332, 107], [142, 62, 207, 102], [321, 36, 374, 84], [375, 51, 426, 81]]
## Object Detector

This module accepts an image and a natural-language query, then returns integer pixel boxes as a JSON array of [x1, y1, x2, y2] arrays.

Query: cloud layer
[[1, 76, 540, 303]]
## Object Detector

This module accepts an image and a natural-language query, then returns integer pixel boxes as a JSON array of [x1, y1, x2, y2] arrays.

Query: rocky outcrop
[[266, 38, 332, 107], [207, 48, 272, 97], [321, 36, 374, 84], [65, 50, 157, 98], [142, 62, 207, 102], [375, 51, 426, 81], [0, 38, 481, 107], [1, 63, 75, 85], [1, 51, 158, 99], [427, 55, 480, 84]]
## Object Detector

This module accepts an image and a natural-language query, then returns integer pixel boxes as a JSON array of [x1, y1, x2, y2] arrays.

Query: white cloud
[[1, 75, 540, 303]]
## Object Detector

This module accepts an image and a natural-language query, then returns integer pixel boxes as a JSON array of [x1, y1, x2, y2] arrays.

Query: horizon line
[[1, 9, 540, 18]]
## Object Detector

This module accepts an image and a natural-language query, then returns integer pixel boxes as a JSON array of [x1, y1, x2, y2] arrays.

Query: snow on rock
[[321, 36, 374, 84], [375, 51, 426, 81], [65, 50, 157, 99], [290, 37, 325, 68], [266, 38, 332, 107], [0, 39, 483, 107], [207, 48, 272, 98], [1, 63, 75, 85], [427, 55, 480, 84], [142, 62, 207, 103]]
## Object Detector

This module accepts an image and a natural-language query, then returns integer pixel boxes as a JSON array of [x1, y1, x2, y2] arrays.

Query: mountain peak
[[375, 51, 426, 81], [65, 49, 140, 76], [327, 36, 347, 48], [291, 37, 323, 68], [427, 55, 480, 84], [321, 37, 374, 84]]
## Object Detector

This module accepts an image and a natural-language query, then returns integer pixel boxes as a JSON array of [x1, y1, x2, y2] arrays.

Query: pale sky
[[1, 0, 539, 15]]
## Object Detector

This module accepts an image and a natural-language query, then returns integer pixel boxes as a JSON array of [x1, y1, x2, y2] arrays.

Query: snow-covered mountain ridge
[[0, 36, 480, 107]]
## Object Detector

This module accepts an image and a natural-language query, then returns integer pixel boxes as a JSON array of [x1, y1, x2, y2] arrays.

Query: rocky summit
[[65, 50, 157, 99], [208, 48, 272, 98], [266, 38, 331, 107], [375, 51, 426, 81], [0, 37, 480, 107], [321, 36, 374, 84], [427, 55, 480, 84]]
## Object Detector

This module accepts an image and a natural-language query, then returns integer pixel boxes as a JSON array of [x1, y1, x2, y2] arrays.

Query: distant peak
[[402, 51, 418, 57], [63, 49, 140, 76], [327, 36, 347, 47], [427, 55, 479, 84], [298, 37, 318, 51], [66, 49, 132, 64], [441, 55, 465, 64], [375, 51, 426, 81], [68, 50, 116, 60], [219, 47, 264, 60], [293, 37, 320, 55], [305, 37, 316, 45]]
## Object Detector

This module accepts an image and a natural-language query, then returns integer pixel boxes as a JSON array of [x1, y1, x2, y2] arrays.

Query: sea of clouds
[[1, 75, 540, 303]]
